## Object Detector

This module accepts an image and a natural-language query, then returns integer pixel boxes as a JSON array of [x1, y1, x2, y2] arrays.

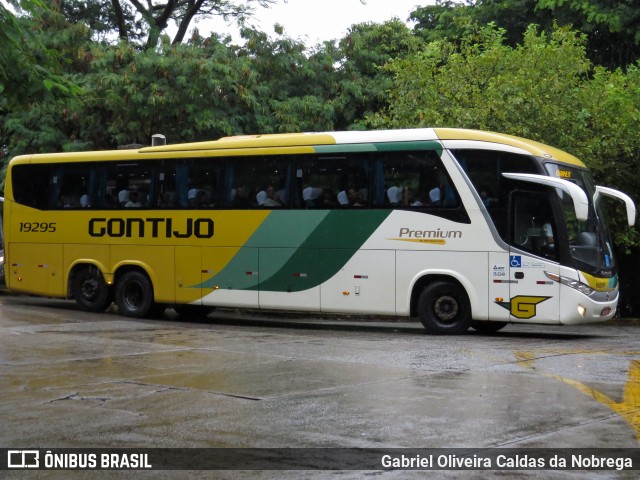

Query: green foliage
[[0, 2, 81, 113], [369, 24, 590, 136], [77, 38, 253, 145], [2, 0, 639, 255], [411, 0, 640, 68], [336, 20, 421, 129], [370, 23, 639, 250]]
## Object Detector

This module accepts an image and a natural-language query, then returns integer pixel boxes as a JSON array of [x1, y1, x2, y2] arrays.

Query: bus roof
[[434, 128, 586, 168], [9, 128, 586, 168]]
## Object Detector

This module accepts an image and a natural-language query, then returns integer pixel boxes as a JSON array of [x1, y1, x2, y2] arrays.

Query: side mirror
[[594, 186, 636, 227]]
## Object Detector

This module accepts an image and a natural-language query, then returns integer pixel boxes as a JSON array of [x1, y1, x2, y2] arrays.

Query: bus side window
[[373, 151, 457, 209], [187, 159, 220, 209], [50, 164, 97, 209], [104, 162, 157, 209], [223, 156, 292, 209], [295, 154, 369, 209]]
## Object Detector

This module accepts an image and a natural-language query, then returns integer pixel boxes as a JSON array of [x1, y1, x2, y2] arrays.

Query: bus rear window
[[11, 164, 52, 210]]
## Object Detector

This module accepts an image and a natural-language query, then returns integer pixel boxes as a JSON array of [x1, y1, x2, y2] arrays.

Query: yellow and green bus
[[3, 129, 636, 333]]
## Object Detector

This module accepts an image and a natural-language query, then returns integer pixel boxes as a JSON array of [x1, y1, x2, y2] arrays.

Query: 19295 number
[[19, 222, 57, 233]]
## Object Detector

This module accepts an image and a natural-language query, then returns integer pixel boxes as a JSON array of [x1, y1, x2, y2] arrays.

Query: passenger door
[[507, 191, 560, 323]]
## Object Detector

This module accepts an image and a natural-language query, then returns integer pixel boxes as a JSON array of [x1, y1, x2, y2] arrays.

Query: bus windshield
[[544, 163, 615, 275]]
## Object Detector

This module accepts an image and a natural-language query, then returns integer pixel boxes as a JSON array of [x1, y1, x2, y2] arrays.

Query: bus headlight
[[544, 271, 596, 297]]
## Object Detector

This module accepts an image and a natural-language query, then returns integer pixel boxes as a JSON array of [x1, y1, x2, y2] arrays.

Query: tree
[[369, 24, 639, 246], [369, 25, 591, 140], [57, 0, 276, 50], [1, 1, 82, 188], [0, 1, 80, 113], [334, 19, 422, 130], [536, 0, 640, 68], [410, 0, 640, 69]]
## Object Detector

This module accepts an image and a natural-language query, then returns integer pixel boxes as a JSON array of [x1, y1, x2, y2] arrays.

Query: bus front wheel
[[417, 281, 471, 334], [71, 266, 112, 312], [115, 271, 153, 318]]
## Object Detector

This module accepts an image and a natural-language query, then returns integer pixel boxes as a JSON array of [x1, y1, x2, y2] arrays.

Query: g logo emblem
[[496, 296, 551, 319]]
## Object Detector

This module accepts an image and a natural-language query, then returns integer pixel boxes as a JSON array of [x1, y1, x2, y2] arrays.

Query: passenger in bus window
[[232, 185, 251, 208], [321, 189, 338, 208], [60, 195, 75, 208], [159, 192, 174, 208], [480, 187, 496, 207], [337, 190, 349, 206], [409, 189, 427, 207], [303, 186, 323, 208], [542, 221, 555, 253], [118, 189, 130, 207], [429, 185, 441, 205], [125, 190, 142, 208], [387, 186, 402, 206], [262, 185, 282, 207], [195, 190, 211, 208], [349, 187, 365, 207], [188, 188, 199, 206]]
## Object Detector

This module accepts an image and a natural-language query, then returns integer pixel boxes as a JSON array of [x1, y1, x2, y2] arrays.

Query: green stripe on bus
[[313, 141, 442, 155], [373, 141, 442, 154], [197, 211, 329, 290], [314, 144, 377, 153], [254, 210, 392, 292], [197, 209, 391, 292]]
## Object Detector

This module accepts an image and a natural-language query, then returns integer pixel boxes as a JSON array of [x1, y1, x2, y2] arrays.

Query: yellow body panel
[[434, 128, 587, 168], [140, 133, 338, 152], [5, 203, 270, 302]]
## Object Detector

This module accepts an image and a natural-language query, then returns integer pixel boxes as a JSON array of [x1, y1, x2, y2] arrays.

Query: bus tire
[[417, 281, 471, 334], [71, 266, 112, 312], [471, 321, 507, 334], [115, 270, 153, 318]]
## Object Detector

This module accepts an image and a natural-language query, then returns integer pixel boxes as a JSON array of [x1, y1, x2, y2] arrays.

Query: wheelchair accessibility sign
[[510, 255, 522, 268]]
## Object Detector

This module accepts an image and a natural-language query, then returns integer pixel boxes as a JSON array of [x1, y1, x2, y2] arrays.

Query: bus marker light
[[495, 297, 504, 303], [343, 291, 350, 296], [601, 307, 612, 316], [578, 305, 586, 317]]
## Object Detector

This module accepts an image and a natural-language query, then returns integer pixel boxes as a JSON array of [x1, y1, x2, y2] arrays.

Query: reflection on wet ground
[[2, 295, 640, 458]]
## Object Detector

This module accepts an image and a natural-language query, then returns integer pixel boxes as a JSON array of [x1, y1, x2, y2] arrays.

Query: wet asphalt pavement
[[1, 293, 639, 479]]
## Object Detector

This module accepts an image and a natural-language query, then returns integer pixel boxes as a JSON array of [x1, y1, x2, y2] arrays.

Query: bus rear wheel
[[417, 281, 471, 334], [71, 266, 112, 312], [115, 271, 153, 318]]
